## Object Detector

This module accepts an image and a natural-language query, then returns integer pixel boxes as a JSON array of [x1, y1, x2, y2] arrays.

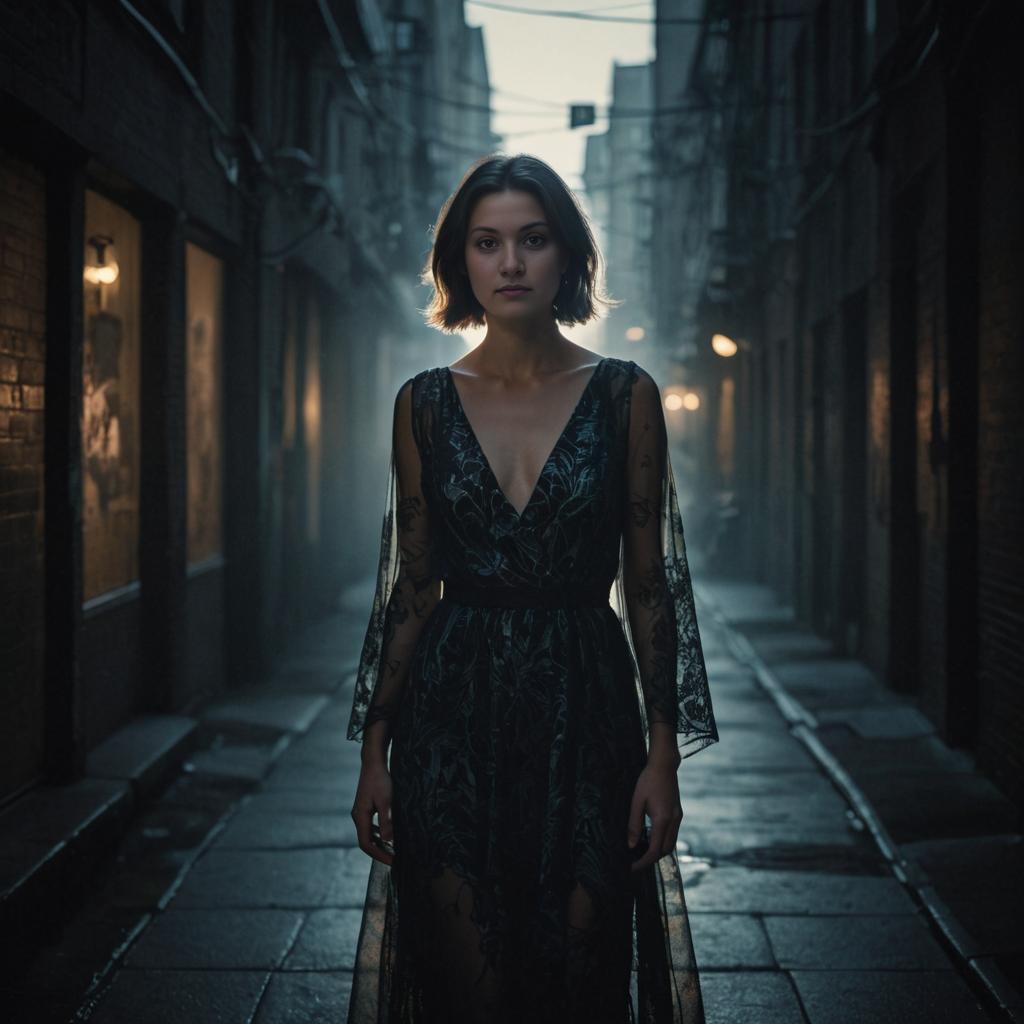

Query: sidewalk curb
[[697, 584, 1023, 1023]]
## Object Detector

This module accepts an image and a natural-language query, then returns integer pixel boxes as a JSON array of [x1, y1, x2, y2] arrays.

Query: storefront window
[[82, 190, 140, 601], [185, 242, 224, 565]]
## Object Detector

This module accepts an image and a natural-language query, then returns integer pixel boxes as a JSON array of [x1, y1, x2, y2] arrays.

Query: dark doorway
[[840, 289, 868, 656], [888, 186, 922, 694], [810, 318, 832, 637]]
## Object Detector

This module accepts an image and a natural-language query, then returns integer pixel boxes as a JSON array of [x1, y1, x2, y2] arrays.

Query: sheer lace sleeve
[[615, 365, 719, 758], [346, 376, 442, 744]]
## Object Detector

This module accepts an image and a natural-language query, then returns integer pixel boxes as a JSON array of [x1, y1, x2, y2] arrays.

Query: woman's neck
[[469, 317, 577, 380]]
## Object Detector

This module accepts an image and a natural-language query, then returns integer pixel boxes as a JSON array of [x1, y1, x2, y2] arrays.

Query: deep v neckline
[[446, 357, 607, 521]]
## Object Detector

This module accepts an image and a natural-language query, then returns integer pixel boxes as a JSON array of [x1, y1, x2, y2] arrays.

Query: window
[[82, 191, 141, 601]]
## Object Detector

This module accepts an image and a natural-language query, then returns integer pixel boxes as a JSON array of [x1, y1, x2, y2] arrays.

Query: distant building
[[582, 62, 656, 365]]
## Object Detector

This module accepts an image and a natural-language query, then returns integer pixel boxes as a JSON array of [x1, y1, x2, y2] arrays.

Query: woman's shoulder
[[392, 366, 451, 419], [395, 365, 448, 395], [599, 355, 657, 393]]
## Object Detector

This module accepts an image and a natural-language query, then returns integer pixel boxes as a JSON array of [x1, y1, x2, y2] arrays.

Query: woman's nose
[[499, 244, 523, 275]]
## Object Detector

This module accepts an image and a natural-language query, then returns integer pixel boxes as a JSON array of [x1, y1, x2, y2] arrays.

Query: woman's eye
[[475, 235, 545, 250]]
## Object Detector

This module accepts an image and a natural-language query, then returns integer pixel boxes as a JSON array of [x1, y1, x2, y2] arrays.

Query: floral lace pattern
[[347, 358, 718, 1022]]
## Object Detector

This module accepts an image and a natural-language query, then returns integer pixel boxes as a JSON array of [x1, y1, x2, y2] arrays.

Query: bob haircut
[[422, 153, 615, 332]]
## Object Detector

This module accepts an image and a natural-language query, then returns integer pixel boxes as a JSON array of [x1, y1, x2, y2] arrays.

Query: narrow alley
[[1, 0, 1022, 1021], [4, 581, 1015, 1022]]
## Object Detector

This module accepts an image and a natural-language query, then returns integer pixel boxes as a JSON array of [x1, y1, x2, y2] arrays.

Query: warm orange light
[[711, 333, 738, 357], [84, 262, 119, 285], [682, 391, 700, 411], [664, 392, 684, 411], [625, 326, 646, 342]]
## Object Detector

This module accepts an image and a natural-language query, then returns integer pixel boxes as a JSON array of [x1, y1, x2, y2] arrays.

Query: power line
[[501, 125, 588, 138], [569, 1, 655, 11], [467, 1, 805, 26], [367, 68, 790, 122], [453, 70, 568, 110], [362, 70, 565, 117]]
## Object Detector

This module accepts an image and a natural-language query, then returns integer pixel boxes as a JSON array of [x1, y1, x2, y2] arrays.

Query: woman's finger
[[630, 840, 659, 872], [368, 821, 395, 866], [649, 817, 669, 860], [626, 787, 646, 849], [351, 802, 373, 856], [673, 805, 685, 850], [378, 800, 394, 844]]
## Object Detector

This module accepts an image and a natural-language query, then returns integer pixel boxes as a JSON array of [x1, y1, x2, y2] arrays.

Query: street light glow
[[682, 391, 700, 410], [625, 326, 645, 342], [711, 333, 738, 357], [664, 392, 684, 411]]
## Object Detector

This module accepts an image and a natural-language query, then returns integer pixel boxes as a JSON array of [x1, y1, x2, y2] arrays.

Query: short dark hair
[[422, 153, 614, 332]]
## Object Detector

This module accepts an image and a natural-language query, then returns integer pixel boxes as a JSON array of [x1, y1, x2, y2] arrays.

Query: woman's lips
[[497, 287, 530, 297]]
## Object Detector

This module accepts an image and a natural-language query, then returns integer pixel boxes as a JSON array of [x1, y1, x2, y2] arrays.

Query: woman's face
[[463, 189, 568, 324]]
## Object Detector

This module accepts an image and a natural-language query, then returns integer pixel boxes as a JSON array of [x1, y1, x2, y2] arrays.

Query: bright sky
[[463, 0, 654, 188], [461, 0, 655, 349]]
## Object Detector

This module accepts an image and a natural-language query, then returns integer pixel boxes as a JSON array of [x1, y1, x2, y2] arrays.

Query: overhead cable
[[467, 1, 805, 25], [367, 69, 790, 120]]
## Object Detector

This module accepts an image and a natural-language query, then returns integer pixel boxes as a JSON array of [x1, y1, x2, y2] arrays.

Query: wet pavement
[[1, 578, 1016, 1022]]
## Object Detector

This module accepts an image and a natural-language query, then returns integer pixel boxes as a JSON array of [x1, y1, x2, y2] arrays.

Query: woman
[[347, 154, 719, 1023]]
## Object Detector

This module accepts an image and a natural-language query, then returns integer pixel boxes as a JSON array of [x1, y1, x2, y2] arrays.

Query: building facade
[[0, 0, 495, 806], [651, 0, 1024, 808]]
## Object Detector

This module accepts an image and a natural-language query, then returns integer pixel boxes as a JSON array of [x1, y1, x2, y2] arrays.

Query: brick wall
[[0, 151, 46, 803]]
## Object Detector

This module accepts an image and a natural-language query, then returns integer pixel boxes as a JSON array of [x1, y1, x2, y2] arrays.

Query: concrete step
[[0, 714, 199, 982], [86, 715, 198, 801], [0, 778, 132, 976]]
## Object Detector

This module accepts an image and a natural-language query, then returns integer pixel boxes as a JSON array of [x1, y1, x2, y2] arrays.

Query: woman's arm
[[621, 367, 684, 871], [619, 363, 720, 865], [359, 378, 442, 764], [621, 367, 682, 767], [350, 378, 442, 865]]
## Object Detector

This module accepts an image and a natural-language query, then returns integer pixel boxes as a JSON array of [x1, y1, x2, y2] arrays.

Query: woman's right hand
[[351, 761, 395, 866]]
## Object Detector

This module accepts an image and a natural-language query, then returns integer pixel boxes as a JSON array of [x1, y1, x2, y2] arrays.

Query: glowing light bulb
[[664, 392, 684, 411], [625, 326, 645, 342], [711, 333, 738, 357], [84, 262, 119, 285], [682, 392, 700, 411]]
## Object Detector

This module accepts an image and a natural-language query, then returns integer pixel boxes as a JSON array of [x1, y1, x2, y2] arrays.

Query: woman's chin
[[481, 301, 554, 323]]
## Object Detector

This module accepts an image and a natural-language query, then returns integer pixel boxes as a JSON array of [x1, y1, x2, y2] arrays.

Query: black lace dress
[[346, 357, 719, 1023]]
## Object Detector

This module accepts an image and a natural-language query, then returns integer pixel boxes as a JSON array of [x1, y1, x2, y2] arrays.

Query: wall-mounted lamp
[[625, 326, 646, 343], [84, 234, 119, 285], [711, 333, 739, 358]]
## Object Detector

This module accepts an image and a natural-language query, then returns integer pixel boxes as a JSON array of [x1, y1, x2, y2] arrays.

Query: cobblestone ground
[[6, 582, 1001, 1023]]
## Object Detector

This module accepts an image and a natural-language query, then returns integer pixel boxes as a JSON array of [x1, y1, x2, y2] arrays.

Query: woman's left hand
[[627, 754, 683, 872]]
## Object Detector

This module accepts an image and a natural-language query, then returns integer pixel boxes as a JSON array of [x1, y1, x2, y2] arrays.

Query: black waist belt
[[442, 580, 610, 609]]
